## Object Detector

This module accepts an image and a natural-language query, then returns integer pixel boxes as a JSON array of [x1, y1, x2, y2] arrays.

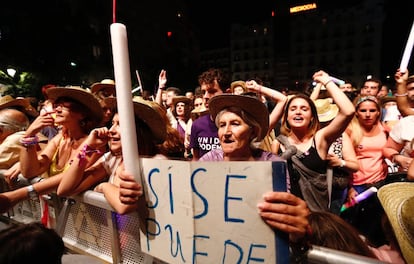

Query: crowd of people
[[0, 67, 413, 263]]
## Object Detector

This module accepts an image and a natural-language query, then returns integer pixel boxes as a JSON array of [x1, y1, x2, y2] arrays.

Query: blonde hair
[[348, 96, 381, 147]]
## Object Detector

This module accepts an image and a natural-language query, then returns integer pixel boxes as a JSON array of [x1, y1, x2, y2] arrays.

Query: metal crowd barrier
[[0, 178, 388, 264]]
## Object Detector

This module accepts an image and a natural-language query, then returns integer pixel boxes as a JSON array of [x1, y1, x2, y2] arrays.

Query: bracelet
[[340, 159, 346, 168], [323, 80, 334, 86], [77, 144, 102, 166], [159, 86, 165, 90], [19, 135, 39, 147], [395, 93, 408, 97]]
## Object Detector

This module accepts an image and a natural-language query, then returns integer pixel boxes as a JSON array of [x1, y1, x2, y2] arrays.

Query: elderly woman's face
[[217, 111, 253, 157]]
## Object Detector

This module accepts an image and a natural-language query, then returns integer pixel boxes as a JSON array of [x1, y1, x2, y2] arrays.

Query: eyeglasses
[[53, 102, 72, 111]]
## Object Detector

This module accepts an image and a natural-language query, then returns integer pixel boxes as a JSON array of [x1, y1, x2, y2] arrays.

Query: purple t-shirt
[[199, 148, 290, 190], [189, 114, 221, 157]]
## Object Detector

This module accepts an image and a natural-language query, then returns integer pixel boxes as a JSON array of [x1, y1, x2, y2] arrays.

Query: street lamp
[[6, 67, 16, 77]]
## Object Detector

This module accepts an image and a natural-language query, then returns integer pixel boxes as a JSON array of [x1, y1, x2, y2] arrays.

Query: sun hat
[[105, 97, 166, 144], [230, 80, 247, 94], [378, 182, 414, 264], [190, 103, 209, 119], [90, 79, 116, 96], [208, 94, 269, 140], [380, 96, 397, 107], [314, 98, 338, 122], [0, 95, 38, 117], [45, 86, 103, 123], [171, 96, 192, 107]]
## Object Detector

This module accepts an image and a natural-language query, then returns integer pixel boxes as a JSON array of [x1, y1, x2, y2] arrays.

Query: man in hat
[[0, 96, 47, 187]]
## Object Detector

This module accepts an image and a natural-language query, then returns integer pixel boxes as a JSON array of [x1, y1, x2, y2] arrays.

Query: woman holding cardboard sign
[[199, 94, 310, 244], [119, 94, 310, 244]]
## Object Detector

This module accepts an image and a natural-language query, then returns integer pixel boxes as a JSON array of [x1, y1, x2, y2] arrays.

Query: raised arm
[[155, 69, 167, 107], [394, 69, 414, 116], [313, 70, 355, 148], [245, 80, 287, 133], [20, 112, 57, 178], [309, 83, 323, 101]]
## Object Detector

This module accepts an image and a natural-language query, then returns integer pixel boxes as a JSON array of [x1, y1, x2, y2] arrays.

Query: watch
[[27, 185, 38, 200]]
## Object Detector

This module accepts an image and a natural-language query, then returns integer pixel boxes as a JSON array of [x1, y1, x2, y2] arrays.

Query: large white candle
[[400, 20, 414, 73], [110, 23, 141, 185]]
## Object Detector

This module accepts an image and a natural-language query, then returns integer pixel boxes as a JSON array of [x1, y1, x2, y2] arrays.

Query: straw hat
[[105, 97, 166, 144], [90, 79, 116, 96], [230, 80, 247, 94], [45, 86, 103, 123], [0, 95, 38, 117], [171, 96, 192, 107], [380, 96, 396, 106], [191, 104, 208, 114], [378, 182, 414, 264], [208, 94, 269, 140], [314, 98, 338, 123]]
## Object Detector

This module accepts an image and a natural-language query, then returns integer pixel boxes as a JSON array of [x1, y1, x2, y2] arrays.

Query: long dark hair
[[280, 93, 320, 137], [308, 211, 377, 258]]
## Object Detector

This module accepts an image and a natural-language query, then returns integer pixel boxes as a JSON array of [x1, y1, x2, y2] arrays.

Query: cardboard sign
[[139, 159, 289, 264]]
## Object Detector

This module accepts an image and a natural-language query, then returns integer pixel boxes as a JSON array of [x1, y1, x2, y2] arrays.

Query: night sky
[[0, 0, 413, 92]]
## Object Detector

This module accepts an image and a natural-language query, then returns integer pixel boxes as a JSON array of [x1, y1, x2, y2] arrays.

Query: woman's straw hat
[[46, 86, 103, 123], [171, 96, 192, 107], [378, 182, 414, 264], [105, 97, 166, 144], [230, 80, 247, 94], [314, 98, 338, 123], [0, 95, 38, 117], [208, 94, 269, 140], [90, 79, 116, 96]]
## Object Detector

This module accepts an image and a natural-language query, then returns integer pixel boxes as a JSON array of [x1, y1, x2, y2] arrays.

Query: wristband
[[395, 93, 408, 97], [77, 144, 102, 166], [323, 80, 334, 86], [340, 159, 346, 168], [20, 135, 39, 147]]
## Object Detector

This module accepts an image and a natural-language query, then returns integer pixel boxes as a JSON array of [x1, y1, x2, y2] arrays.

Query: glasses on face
[[53, 101, 72, 111]]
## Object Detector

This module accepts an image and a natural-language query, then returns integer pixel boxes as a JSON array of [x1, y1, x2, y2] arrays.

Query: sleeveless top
[[49, 137, 72, 177], [277, 135, 330, 212], [101, 152, 123, 185]]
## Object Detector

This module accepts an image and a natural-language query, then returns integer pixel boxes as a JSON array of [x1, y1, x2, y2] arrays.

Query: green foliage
[[0, 70, 42, 99]]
